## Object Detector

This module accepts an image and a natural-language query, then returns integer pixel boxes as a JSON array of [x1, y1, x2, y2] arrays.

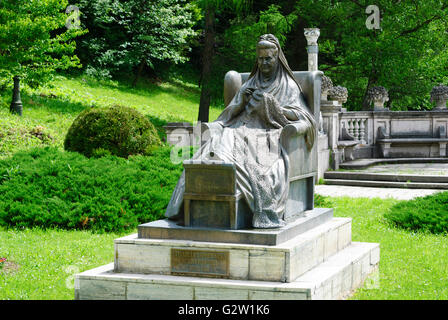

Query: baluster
[[354, 119, 360, 140], [348, 119, 354, 136], [359, 118, 366, 144]]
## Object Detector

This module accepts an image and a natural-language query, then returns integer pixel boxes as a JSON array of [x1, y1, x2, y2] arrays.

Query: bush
[[64, 105, 161, 158], [314, 193, 333, 208], [384, 192, 448, 234], [0, 146, 182, 232]]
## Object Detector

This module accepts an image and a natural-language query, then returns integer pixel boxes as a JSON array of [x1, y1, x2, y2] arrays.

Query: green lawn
[[0, 227, 126, 300], [332, 197, 448, 300], [0, 75, 223, 158]]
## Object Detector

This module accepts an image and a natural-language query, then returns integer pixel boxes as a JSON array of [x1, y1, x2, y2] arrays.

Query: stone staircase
[[324, 171, 448, 189]]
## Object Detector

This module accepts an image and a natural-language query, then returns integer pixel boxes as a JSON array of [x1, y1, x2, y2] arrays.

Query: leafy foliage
[[287, 0, 448, 110], [73, 0, 199, 80], [384, 192, 448, 234], [0, 0, 86, 88], [221, 4, 297, 72], [0, 146, 183, 232], [64, 105, 161, 158], [203, 4, 298, 104]]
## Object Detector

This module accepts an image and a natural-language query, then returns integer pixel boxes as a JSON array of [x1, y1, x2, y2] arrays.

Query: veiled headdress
[[249, 34, 303, 92]]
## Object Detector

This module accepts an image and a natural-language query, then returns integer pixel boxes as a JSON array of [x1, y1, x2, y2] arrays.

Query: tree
[[196, 0, 255, 123], [196, 1, 298, 122], [74, 0, 199, 85], [288, 0, 448, 110], [197, 1, 216, 122], [0, 0, 85, 88], [195, 0, 448, 111]]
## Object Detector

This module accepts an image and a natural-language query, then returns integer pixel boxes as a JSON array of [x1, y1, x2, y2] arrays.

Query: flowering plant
[[0, 257, 6, 270]]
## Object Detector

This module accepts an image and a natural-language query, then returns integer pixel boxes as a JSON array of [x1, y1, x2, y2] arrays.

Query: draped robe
[[165, 62, 315, 228]]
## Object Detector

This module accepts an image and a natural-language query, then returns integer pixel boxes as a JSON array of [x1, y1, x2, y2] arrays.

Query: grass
[[329, 197, 448, 300], [0, 226, 126, 300], [0, 74, 224, 158]]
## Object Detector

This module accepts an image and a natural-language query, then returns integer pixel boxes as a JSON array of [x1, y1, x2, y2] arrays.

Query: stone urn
[[321, 75, 333, 101], [367, 86, 389, 111], [430, 84, 448, 110], [328, 85, 348, 105]]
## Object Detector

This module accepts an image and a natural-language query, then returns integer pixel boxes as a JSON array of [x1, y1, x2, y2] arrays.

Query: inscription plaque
[[171, 248, 229, 278]]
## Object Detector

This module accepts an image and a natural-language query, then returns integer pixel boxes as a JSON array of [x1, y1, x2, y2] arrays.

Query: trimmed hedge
[[384, 192, 448, 234], [64, 105, 161, 158], [0, 146, 182, 232]]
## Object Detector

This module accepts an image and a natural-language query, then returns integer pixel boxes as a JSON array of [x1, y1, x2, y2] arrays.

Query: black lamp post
[[10, 76, 23, 116]]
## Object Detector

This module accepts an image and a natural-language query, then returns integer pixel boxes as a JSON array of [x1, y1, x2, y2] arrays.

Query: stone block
[[127, 283, 194, 300], [370, 246, 380, 265], [76, 279, 126, 300], [340, 264, 353, 296], [249, 290, 308, 300], [352, 258, 362, 290], [324, 226, 338, 260], [248, 250, 286, 282], [337, 221, 352, 251], [115, 243, 170, 274], [195, 287, 248, 300]]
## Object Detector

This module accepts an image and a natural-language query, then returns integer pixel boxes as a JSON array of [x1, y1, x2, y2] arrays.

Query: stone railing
[[319, 108, 448, 168], [339, 112, 371, 145]]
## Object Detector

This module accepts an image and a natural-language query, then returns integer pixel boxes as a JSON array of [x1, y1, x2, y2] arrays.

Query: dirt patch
[[0, 261, 20, 275]]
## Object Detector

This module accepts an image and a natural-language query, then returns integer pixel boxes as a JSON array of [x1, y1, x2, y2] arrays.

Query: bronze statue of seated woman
[[165, 34, 317, 229]]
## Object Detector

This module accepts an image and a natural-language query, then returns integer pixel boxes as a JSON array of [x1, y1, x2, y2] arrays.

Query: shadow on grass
[[12, 90, 173, 143], [22, 92, 89, 115], [77, 74, 201, 106]]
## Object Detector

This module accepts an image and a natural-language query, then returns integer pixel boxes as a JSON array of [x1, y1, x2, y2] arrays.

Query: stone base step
[[115, 217, 352, 283], [324, 179, 448, 189], [324, 171, 448, 183], [339, 158, 448, 170], [139, 208, 333, 246], [75, 242, 380, 300]]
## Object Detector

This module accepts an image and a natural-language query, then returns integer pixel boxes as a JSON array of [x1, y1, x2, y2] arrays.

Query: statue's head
[[250, 34, 303, 93], [256, 35, 279, 78]]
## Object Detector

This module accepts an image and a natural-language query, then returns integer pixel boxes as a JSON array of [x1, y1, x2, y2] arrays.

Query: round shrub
[[64, 105, 160, 158], [384, 192, 448, 234]]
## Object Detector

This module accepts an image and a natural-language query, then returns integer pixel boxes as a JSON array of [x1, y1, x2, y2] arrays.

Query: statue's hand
[[251, 89, 264, 102], [283, 109, 299, 121], [243, 87, 255, 105]]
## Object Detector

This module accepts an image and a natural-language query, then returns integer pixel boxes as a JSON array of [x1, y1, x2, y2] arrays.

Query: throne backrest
[[224, 70, 323, 122]]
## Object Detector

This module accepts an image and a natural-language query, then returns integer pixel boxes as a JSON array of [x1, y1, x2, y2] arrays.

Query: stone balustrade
[[319, 108, 448, 169], [339, 113, 371, 145]]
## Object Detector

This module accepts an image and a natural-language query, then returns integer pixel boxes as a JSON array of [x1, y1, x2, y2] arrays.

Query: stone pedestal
[[164, 122, 193, 146], [75, 208, 380, 300]]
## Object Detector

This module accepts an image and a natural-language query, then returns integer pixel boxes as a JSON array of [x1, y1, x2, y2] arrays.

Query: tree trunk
[[197, 5, 215, 123], [133, 59, 146, 87]]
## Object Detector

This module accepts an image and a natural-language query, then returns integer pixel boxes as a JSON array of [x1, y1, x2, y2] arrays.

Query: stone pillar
[[304, 28, 320, 71], [10, 76, 23, 116]]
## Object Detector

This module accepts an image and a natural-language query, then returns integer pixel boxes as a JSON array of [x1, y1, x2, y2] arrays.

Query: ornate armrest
[[201, 121, 222, 133], [280, 121, 309, 150], [281, 121, 308, 139], [200, 122, 222, 146]]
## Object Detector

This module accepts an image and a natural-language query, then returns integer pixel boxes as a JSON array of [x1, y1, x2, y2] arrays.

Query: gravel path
[[315, 184, 442, 200]]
